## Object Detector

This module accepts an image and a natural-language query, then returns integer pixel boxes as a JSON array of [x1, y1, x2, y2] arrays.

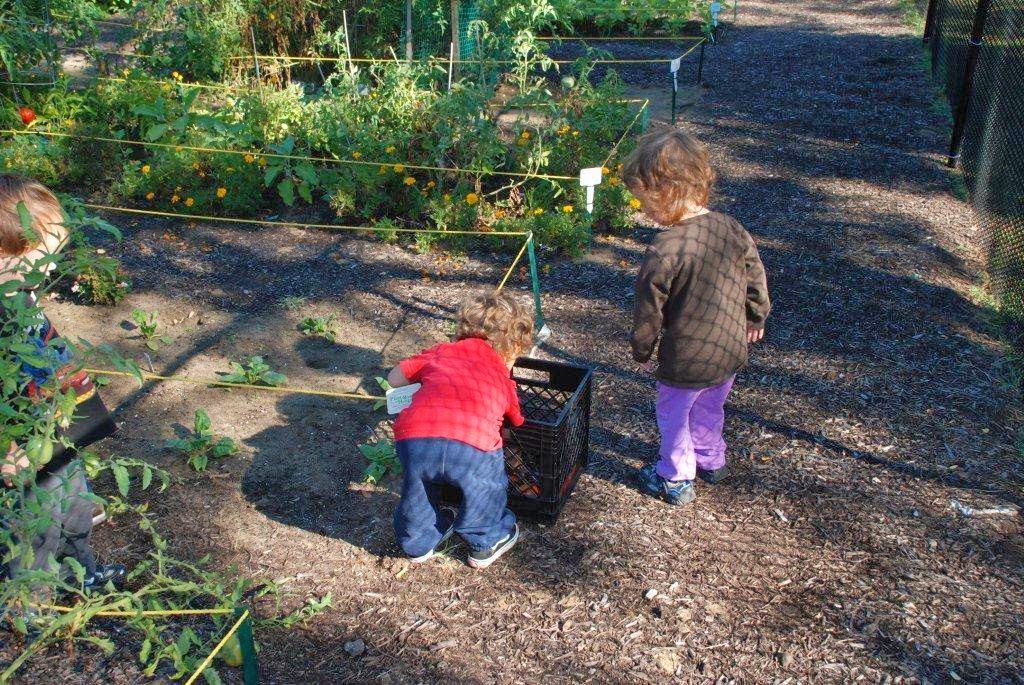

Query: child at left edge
[[385, 291, 533, 569]]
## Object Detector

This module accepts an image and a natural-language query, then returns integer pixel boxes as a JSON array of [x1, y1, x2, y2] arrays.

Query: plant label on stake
[[670, 57, 682, 123], [386, 383, 421, 414], [579, 167, 603, 214], [710, 1, 722, 28]]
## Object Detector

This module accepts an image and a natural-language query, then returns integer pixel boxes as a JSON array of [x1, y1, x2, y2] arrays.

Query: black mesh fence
[[926, 0, 1024, 319]]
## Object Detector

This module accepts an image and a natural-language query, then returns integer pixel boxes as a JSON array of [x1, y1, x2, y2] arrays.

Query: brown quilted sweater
[[630, 211, 771, 388]]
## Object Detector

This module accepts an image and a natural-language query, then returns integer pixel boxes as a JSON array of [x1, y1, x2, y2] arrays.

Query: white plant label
[[670, 57, 682, 93], [386, 383, 421, 414], [578, 167, 603, 214]]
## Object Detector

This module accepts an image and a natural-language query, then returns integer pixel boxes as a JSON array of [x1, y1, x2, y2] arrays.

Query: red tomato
[[18, 107, 36, 126]]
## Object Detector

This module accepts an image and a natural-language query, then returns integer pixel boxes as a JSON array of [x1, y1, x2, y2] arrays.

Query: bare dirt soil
[[5, 0, 1024, 683]]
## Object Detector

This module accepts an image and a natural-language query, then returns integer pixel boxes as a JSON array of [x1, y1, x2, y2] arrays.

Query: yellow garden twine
[[182, 609, 250, 685]]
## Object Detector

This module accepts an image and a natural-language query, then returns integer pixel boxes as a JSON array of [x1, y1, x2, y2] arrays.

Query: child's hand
[[747, 327, 765, 344], [638, 360, 655, 374], [2, 443, 31, 487]]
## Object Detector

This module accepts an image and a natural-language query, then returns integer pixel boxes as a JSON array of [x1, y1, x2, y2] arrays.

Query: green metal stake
[[640, 102, 650, 132], [236, 607, 259, 685], [526, 236, 544, 330]]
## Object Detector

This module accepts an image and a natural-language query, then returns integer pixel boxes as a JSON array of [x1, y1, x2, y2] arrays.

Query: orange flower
[[171, 194, 180, 204], [145, 192, 155, 200], [141, 164, 151, 174], [465, 193, 479, 206], [629, 197, 642, 210], [352, 151, 362, 159], [244, 153, 255, 164], [404, 176, 416, 186], [184, 197, 194, 207], [393, 164, 405, 174], [216, 187, 227, 198], [562, 204, 573, 214]]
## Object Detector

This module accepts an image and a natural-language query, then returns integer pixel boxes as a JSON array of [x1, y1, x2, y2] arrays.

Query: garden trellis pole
[[946, 0, 992, 167]]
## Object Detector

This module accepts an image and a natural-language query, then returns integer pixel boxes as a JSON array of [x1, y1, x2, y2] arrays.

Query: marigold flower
[[172, 71, 182, 81], [520, 131, 530, 140], [192, 162, 201, 171], [175, 186, 182, 192], [562, 204, 573, 213], [516, 139, 526, 147], [258, 157, 267, 166], [141, 164, 151, 174], [609, 177, 620, 187], [244, 153, 255, 164], [161, 84, 171, 92], [269, 11, 276, 20], [602, 166, 610, 175], [629, 197, 642, 210], [393, 164, 405, 173], [379, 165, 387, 175], [465, 193, 479, 206], [171, 194, 180, 203], [352, 151, 362, 159], [216, 187, 227, 198], [404, 176, 416, 186], [145, 192, 155, 200], [572, 130, 579, 137], [443, 193, 452, 202], [533, 207, 544, 216], [184, 197, 194, 207], [494, 209, 506, 219], [426, 180, 436, 189], [385, 145, 396, 154]]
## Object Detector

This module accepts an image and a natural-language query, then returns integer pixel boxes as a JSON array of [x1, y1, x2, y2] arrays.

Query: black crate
[[440, 358, 592, 524]]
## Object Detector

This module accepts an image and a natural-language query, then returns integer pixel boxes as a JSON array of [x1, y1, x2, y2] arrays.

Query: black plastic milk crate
[[504, 357, 593, 523]]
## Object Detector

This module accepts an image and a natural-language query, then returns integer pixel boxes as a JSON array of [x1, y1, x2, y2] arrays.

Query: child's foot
[[468, 524, 519, 569], [639, 464, 696, 505], [83, 564, 126, 591], [697, 464, 729, 484], [409, 508, 458, 564]]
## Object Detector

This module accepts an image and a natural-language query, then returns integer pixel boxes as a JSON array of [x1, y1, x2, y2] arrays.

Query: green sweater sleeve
[[743, 230, 771, 328]]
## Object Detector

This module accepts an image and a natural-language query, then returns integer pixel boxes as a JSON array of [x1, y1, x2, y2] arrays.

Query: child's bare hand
[[2, 444, 31, 487], [747, 327, 765, 344]]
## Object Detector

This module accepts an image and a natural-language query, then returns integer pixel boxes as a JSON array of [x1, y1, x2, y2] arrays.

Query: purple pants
[[655, 376, 735, 482]]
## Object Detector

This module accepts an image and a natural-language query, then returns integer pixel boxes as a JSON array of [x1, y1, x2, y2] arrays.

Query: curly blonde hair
[[622, 128, 716, 225], [0, 174, 67, 256], [456, 291, 534, 364]]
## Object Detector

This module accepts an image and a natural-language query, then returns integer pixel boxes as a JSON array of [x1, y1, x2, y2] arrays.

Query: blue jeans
[[394, 438, 516, 556]]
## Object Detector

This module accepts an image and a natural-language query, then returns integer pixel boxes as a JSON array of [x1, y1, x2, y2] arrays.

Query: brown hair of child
[[621, 128, 716, 226], [0, 174, 67, 256], [456, 291, 534, 365]]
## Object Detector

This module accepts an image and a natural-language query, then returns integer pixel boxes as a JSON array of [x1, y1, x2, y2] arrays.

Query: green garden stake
[[526, 237, 544, 329], [640, 102, 650, 133], [236, 607, 259, 685]]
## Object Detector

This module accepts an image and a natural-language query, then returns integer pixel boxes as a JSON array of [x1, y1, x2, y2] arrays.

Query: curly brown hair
[[456, 291, 534, 364], [621, 128, 716, 225], [0, 174, 67, 256]]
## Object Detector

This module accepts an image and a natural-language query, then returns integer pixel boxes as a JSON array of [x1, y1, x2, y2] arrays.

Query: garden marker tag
[[386, 383, 421, 414], [670, 57, 682, 93], [710, 1, 722, 27], [579, 167, 603, 213]]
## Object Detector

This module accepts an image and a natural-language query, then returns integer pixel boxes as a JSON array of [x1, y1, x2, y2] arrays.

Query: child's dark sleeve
[[630, 246, 672, 363], [742, 231, 771, 328], [397, 344, 442, 383], [505, 381, 525, 427]]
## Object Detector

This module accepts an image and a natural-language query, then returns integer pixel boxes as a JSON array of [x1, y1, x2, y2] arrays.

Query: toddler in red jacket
[[387, 291, 533, 569]]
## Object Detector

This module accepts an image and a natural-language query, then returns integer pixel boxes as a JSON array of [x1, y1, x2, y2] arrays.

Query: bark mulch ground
[[4, 0, 1023, 683]]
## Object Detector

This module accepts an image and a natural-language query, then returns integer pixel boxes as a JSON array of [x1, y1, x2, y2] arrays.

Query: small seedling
[[166, 409, 238, 471], [131, 309, 172, 351], [359, 437, 401, 484], [278, 295, 307, 311], [218, 355, 287, 387], [299, 315, 339, 342]]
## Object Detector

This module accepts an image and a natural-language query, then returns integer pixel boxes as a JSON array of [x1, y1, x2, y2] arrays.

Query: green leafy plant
[[359, 436, 401, 485], [298, 315, 339, 342], [373, 376, 392, 411], [131, 309, 173, 351], [218, 355, 287, 387], [70, 259, 131, 306], [166, 409, 239, 471]]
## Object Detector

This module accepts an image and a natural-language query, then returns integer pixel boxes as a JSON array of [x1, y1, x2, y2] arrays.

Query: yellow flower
[[352, 151, 362, 159], [145, 192, 155, 200], [268, 11, 276, 20], [161, 83, 171, 92], [258, 156, 267, 166], [141, 164, 151, 174], [226, 166, 235, 172], [393, 164, 405, 173], [609, 177, 620, 187], [184, 197, 194, 207], [532, 207, 544, 216], [192, 162, 201, 171], [175, 146, 183, 153], [172, 71, 182, 81], [244, 153, 255, 164], [616, 163, 623, 171], [385, 145, 396, 154], [520, 130, 530, 140], [443, 193, 452, 203], [171, 194, 180, 204], [562, 204, 573, 214], [174, 185, 182, 192], [379, 165, 387, 175], [216, 187, 227, 198], [601, 166, 610, 175], [516, 139, 526, 147], [465, 193, 479, 206], [629, 197, 642, 210], [571, 130, 579, 137], [404, 176, 416, 186], [122, 68, 130, 77], [426, 180, 436, 189]]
